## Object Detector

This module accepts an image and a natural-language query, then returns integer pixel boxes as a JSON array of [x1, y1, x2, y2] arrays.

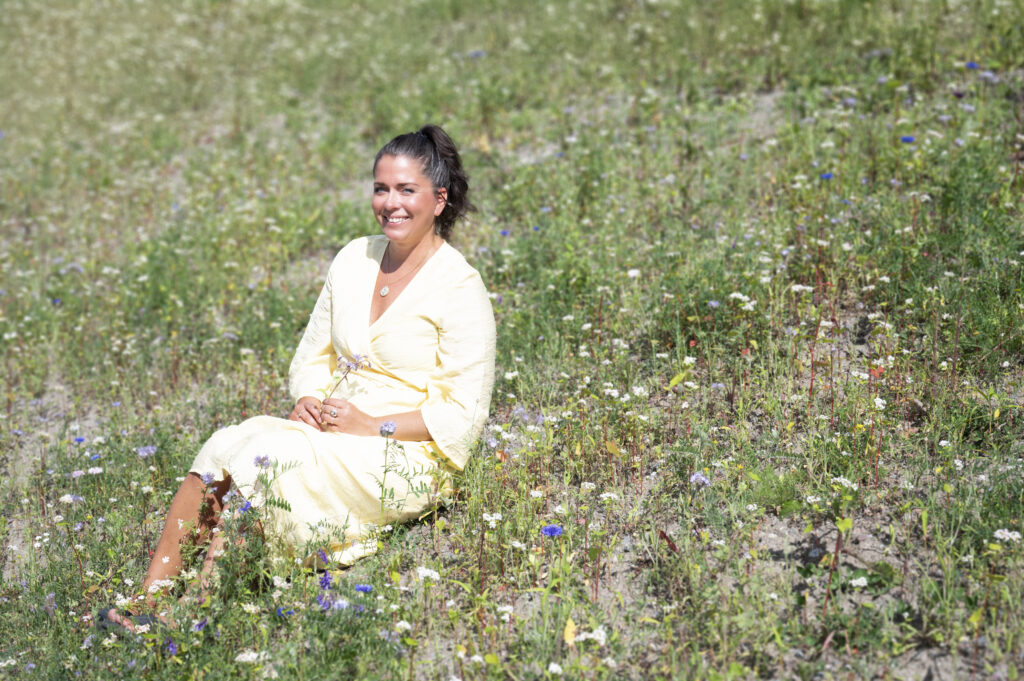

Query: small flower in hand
[[379, 421, 397, 437]]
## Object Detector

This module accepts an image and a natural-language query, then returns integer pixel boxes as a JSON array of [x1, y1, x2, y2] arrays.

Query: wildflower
[[626, 268, 640, 278], [530, 490, 544, 499], [319, 572, 332, 590], [820, 172, 834, 180], [682, 355, 697, 366], [541, 524, 563, 538], [276, 606, 294, 617], [137, 445, 157, 458], [241, 603, 260, 614], [806, 495, 821, 504], [746, 504, 758, 512], [239, 500, 252, 514], [193, 617, 208, 632], [689, 472, 711, 487], [874, 397, 887, 411], [355, 584, 373, 594], [394, 619, 412, 632], [548, 662, 564, 675], [416, 566, 440, 581], [707, 300, 720, 308], [482, 512, 502, 528], [379, 421, 397, 437], [900, 135, 915, 144], [253, 454, 271, 468], [59, 494, 84, 504], [994, 529, 1021, 543], [598, 492, 619, 502], [165, 638, 178, 656], [831, 476, 859, 491], [848, 576, 868, 588], [965, 61, 979, 70], [510, 540, 527, 550], [235, 649, 270, 663], [575, 625, 608, 646], [87, 467, 103, 475]]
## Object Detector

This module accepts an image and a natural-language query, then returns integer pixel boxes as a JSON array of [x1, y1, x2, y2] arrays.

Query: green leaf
[[836, 517, 853, 534]]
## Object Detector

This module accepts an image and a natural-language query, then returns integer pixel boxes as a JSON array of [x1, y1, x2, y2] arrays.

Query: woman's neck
[[386, 234, 443, 269]]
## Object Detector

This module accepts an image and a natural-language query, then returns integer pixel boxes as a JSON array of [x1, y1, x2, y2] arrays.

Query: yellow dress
[[189, 235, 496, 564]]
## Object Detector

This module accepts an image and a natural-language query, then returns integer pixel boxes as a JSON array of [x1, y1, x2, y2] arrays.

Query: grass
[[2, 0, 1023, 678]]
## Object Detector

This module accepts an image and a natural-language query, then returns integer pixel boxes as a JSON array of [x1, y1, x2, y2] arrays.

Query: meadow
[[1, 0, 1023, 678]]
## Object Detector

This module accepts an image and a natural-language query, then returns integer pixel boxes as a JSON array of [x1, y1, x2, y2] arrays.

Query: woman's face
[[372, 154, 446, 248]]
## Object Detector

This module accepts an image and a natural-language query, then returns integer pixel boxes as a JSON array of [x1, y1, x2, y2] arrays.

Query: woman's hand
[[288, 396, 324, 428], [319, 398, 374, 436]]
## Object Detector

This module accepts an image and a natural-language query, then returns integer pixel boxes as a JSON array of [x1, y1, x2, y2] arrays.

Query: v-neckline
[[368, 238, 445, 329]]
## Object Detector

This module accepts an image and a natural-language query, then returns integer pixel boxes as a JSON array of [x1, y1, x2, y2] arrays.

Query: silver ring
[[329, 409, 338, 417]]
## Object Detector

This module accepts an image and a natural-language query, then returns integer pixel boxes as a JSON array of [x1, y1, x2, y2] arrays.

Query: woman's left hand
[[319, 398, 374, 436]]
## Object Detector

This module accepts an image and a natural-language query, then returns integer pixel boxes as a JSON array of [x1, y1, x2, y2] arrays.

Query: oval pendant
[[379, 285, 390, 297]]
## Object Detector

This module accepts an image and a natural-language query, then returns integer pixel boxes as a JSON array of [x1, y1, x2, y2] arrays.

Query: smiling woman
[[98, 125, 496, 632]]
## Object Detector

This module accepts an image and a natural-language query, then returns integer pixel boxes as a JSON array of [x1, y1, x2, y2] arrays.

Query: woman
[[100, 124, 496, 629]]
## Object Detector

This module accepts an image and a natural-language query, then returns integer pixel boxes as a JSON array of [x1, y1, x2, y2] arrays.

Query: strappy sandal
[[94, 606, 162, 631]]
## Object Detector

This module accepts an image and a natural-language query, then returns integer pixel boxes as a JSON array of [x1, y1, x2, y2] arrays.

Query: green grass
[[2, 0, 1024, 678]]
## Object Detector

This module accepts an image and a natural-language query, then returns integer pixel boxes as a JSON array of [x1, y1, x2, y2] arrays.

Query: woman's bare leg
[[107, 471, 230, 628]]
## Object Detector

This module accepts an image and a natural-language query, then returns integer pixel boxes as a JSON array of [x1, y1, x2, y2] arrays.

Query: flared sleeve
[[288, 256, 338, 402], [420, 267, 497, 471]]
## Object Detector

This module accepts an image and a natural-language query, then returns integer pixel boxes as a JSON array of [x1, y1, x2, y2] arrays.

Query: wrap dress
[[189, 235, 496, 564]]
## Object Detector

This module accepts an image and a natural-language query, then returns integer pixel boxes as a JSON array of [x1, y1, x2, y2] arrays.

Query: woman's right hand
[[288, 396, 323, 428]]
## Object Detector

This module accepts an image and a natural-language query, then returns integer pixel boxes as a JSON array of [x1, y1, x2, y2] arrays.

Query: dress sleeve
[[421, 268, 496, 471], [288, 260, 337, 403]]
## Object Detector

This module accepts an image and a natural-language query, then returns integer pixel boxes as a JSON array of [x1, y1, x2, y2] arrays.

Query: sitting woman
[[100, 124, 496, 629]]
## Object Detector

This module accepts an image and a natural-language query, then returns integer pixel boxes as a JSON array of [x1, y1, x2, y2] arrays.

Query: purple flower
[[965, 61, 979, 70], [541, 524, 563, 538], [253, 454, 271, 468], [820, 172, 834, 180], [276, 606, 294, 617], [539, 206, 552, 213], [136, 445, 157, 458], [500, 229, 510, 237], [165, 638, 178, 656], [73, 437, 85, 444], [900, 135, 915, 144], [707, 300, 721, 309], [70, 470, 84, 479], [689, 472, 711, 487], [319, 572, 333, 590], [316, 592, 333, 610], [318, 548, 329, 565], [354, 584, 372, 594], [200, 472, 215, 485], [193, 617, 208, 632], [379, 421, 397, 437], [467, 49, 486, 59], [239, 500, 252, 514]]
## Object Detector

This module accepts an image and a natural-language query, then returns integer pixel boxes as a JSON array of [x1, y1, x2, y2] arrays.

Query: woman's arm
[[318, 398, 431, 440]]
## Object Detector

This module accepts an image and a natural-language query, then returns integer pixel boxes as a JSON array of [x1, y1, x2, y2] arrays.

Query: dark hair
[[373, 124, 473, 240]]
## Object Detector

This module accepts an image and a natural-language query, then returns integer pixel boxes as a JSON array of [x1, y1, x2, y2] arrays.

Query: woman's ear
[[434, 188, 448, 216]]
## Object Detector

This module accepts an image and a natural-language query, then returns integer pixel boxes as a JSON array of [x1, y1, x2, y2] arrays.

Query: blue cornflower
[[539, 206, 552, 213], [689, 472, 711, 487], [966, 61, 979, 70], [73, 437, 84, 444], [468, 49, 486, 59], [52, 298, 61, 306], [320, 571, 332, 590], [379, 421, 397, 437], [533, 225, 540, 231], [276, 606, 294, 617], [820, 172, 834, 180], [500, 229, 510, 236], [541, 524, 563, 538], [253, 454, 271, 468], [239, 500, 252, 514], [354, 584, 372, 594], [900, 135, 915, 143]]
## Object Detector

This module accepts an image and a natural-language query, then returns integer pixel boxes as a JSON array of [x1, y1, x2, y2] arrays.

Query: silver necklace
[[379, 244, 435, 297]]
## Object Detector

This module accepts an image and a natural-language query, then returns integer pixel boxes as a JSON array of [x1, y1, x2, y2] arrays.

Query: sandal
[[94, 606, 162, 631]]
